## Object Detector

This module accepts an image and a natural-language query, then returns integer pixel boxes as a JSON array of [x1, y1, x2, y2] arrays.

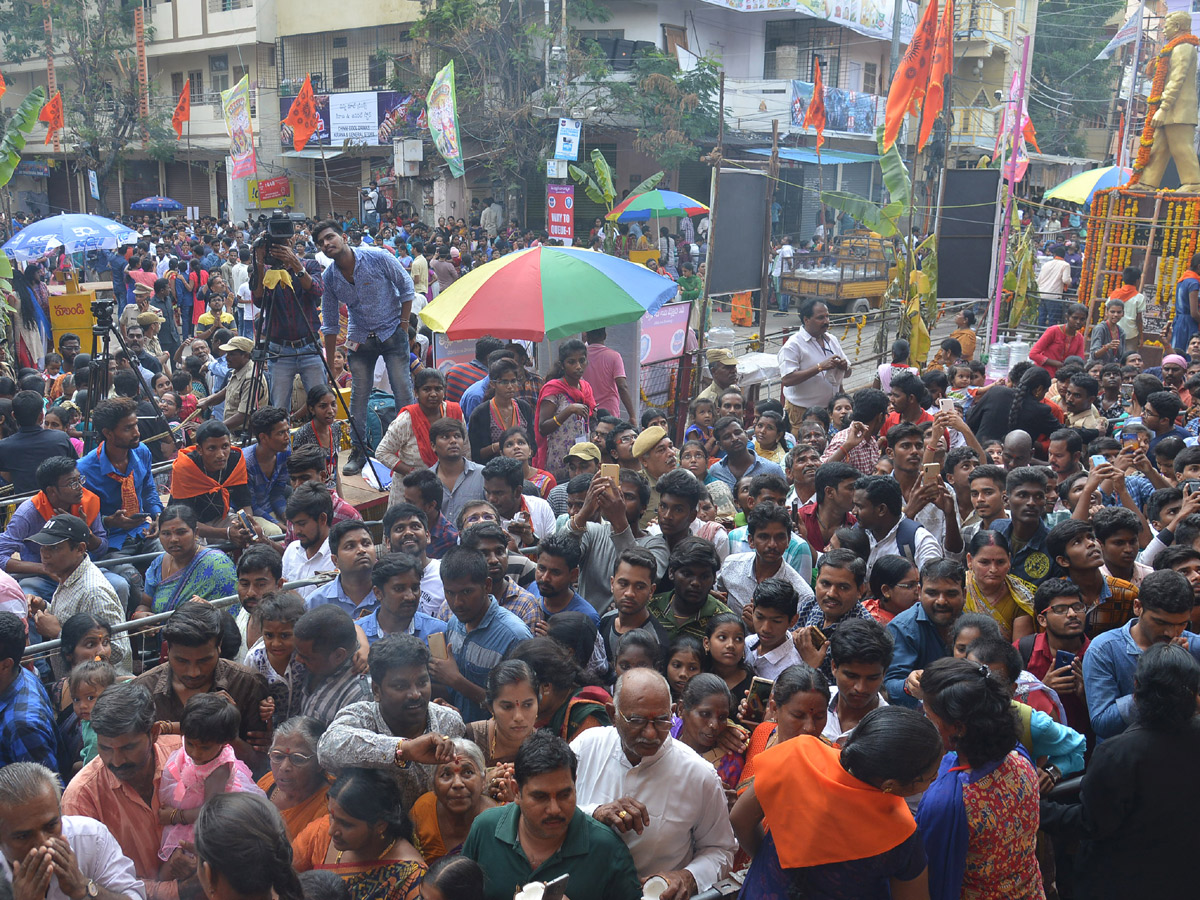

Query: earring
[[882, 785, 893, 794]]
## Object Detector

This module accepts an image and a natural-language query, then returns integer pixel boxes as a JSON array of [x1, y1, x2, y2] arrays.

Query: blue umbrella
[[130, 195, 184, 211], [2, 214, 141, 262]]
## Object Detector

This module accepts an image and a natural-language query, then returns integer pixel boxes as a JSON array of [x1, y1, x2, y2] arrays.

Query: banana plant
[[1005, 224, 1038, 328], [569, 149, 663, 253], [0, 87, 48, 296], [819, 126, 911, 242]]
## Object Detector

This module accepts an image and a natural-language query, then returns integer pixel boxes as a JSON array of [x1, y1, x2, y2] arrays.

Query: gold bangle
[[552, 415, 561, 426], [395, 738, 406, 765]]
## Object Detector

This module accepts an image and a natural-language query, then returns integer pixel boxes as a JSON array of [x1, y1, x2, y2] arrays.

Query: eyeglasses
[[59, 477, 83, 489], [617, 712, 674, 732], [268, 750, 315, 765], [1047, 602, 1087, 616]]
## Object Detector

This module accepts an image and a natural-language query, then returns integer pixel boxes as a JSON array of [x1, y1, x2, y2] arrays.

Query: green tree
[[1029, 0, 1125, 157], [0, 0, 174, 215]]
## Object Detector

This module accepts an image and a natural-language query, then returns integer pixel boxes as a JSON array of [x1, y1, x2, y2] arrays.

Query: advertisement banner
[[278, 90, 425, 149], [428, 61, 465, 178], [639, 301, 691, 365], [88, 170, 99, 200], [695, 0, 915, 43], [257, 176, 291, 201], [554, 118, 582, 160], [221, 75, 257, 178], [546, 184, 574, 241], [791, 81, 879, 135]]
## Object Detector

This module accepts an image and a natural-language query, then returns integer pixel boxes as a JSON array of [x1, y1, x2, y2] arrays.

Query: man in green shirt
[[462, 731, 641, 900], [648, 536, 731, 640]]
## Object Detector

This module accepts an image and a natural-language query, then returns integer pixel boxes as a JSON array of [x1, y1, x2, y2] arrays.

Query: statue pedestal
[[1080, 187, 1200, 348]]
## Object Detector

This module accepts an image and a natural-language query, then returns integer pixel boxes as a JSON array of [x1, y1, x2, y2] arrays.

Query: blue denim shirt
[[885, 602, 951, 709], [1082, 619, 1200, 740], [321, 247, 415, 344], [76, 443, 162, 550], [243, 446, 290, 523]]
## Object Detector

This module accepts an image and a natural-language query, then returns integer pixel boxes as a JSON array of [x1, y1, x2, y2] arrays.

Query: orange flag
[[1023, 117, 1041, 154], [919, 0, 953, 150], [883, 0, 939, 151], [38, 91, 63, 144], [804, 58, 827, 153], [0, 72, 7, 103], [282, 74, 320, 152], [171, 79, 190, 139]]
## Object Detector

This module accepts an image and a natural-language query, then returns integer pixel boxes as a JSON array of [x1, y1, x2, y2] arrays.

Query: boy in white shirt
[[744, 578, 802, 681]]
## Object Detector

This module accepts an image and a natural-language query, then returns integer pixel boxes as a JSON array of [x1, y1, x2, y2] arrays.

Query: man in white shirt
[[384, 504, 444, 618], [570, 669, 736, 900], [853, 475, 941, 576], [777, 299, 850, 428], [0, 762, 145, 900], [769, 236, 795, 315], [482, 457, 555, 545], [281, 484, 334, 600], [1036, 244, 1073, 328]]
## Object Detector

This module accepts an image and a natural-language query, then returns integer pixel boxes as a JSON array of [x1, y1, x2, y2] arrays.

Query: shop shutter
[[165, 160, 213, 217]]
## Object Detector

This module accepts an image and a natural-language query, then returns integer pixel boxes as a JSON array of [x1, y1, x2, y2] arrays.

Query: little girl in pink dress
[[158, 693, 264, 861]]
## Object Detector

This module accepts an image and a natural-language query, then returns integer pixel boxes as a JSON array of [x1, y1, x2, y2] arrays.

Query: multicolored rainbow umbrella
[[418, 246, 678, 341], [606, 189, 710, 223]]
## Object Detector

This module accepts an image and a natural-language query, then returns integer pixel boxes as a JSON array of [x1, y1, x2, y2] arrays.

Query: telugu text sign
[[546, 184, 574, 241]]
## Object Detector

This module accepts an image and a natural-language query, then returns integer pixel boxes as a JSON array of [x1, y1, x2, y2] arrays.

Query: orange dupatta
[[169, 447, 248, 517], [31, 488, 101, 528], [753, 734, 917, 869]]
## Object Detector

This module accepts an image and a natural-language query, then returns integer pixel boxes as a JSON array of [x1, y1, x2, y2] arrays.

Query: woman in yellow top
[[410, 739, 497, 865], [964, 530, 1035, 641], [293, 768, 426, 900]]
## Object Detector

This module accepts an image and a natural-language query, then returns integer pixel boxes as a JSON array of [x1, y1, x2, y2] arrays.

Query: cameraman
[[249, 227, 327, 410], [362, 180, 380, 229]]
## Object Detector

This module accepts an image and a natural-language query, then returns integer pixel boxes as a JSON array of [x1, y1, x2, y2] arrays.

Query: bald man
[[570, 669, 736, 900], [1003, 430, 1034, 470]]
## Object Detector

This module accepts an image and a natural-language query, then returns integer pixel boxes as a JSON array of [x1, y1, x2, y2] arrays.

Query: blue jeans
[[347, 329, 414, 451], [268, 343, 329, 409]]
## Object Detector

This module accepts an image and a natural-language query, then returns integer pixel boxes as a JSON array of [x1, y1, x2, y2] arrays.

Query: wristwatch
[[1043, 764, 1063, 785], [85, 880, 99, 898]]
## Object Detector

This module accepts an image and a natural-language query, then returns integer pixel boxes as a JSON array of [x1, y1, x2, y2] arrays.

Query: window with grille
[[332, 58, 350, 90], [863, 62, 877, 94], [764, 19, 843, 85], [368, 53, 387, 87], [171, 72, 184, 98], [188, 71, 203, 100]]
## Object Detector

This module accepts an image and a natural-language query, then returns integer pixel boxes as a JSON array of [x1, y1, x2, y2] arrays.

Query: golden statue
[[1131, 11, 1200, 192]]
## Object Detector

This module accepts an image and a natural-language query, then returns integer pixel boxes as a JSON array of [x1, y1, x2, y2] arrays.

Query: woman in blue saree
[[140, 505, 238, 616]]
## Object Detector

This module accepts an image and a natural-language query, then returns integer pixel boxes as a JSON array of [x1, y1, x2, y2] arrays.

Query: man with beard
[[62, 684, 195, 900], [570, 669, 736, 899], [131, 602, 268, 768], [884, 559, 967, 709], [989, 467, 1053, 591], [317, 634, 465, 808], [280, 484, 333, 601], [307, 520, 379, 619], [1083, 569, 1200, 740], [384, 504, 445, 619], [463, 731, 642, 900], [1047, 429, 1084, 483], [853, 475, 940, 577]]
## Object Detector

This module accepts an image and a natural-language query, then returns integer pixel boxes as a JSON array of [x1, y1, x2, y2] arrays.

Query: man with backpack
[[852, 475, 940, 576]]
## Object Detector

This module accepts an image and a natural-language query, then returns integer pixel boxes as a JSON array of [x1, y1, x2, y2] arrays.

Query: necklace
[[335, 836, 397, 865]]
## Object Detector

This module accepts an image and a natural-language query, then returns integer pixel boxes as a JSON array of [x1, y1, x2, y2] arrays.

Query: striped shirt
[[446, 598, 533, 722], [301, 661, 371, 727], [444, 359, 488, 403]]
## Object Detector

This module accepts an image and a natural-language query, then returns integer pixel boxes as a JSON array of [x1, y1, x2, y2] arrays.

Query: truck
[[778, 233, 890, 315]]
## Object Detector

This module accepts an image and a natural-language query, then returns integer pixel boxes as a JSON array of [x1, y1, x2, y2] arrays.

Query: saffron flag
[[282, 74, 320, 152], [220, 75, 256, 178], [883, 0, 939, 151], [171, 79, 190, 139], [427, 61, 464, 178], [0, 72, 6, 103], [919, 0, 953, 151], [38, 91, 63, 144], [803, 58, 826, 152], [1023, 117, 1041, 154]]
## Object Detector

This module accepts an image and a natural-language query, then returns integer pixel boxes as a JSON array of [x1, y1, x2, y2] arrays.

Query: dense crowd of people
[[0, 208, 1195, 900]]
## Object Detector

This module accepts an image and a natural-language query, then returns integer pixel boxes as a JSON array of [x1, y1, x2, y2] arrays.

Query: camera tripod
[[82, 298, 182, 454], [245, 250, 377, 473]]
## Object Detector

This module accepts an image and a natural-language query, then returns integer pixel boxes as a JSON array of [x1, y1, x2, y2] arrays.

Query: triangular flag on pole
[[1096, 1, 1142, 60], [919, 0, 953, 151], [171, 79, 190, 139], [804, 58, 827, 153], [1023, 117, 1041, 154], [38, 91, 63, 145], [282, 74, 320, 152], [883, 0, 939, 151], [0, 72, 7, 103]]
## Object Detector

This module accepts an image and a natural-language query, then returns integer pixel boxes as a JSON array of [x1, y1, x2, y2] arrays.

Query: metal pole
[[988, 34, 1030, 349], [758, 119, 779, 330], [1117, 2, 1145, 172], [888, 0, 905, 86], [692, 71, 725, 405]]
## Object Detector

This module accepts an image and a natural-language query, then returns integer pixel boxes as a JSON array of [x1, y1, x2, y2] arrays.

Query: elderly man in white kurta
[[570, 668, 736, 900]]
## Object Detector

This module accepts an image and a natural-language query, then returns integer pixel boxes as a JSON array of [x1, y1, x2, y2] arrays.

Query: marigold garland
[[1132, 32, 1200, 180]]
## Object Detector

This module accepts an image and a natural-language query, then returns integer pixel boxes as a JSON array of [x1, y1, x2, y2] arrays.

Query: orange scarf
[[1179, 269, 1200, 285], [753, 735, 917, 869], [170, 447, 248, 517], [1109, 284, 1139, 302], [96, 445, 143, 515], [31, 488, 101, 528]]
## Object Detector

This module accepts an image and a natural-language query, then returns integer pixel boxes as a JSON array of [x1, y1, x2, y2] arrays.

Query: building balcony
[[949, 105, 999, 148], [953, 2, 1021, 57]]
